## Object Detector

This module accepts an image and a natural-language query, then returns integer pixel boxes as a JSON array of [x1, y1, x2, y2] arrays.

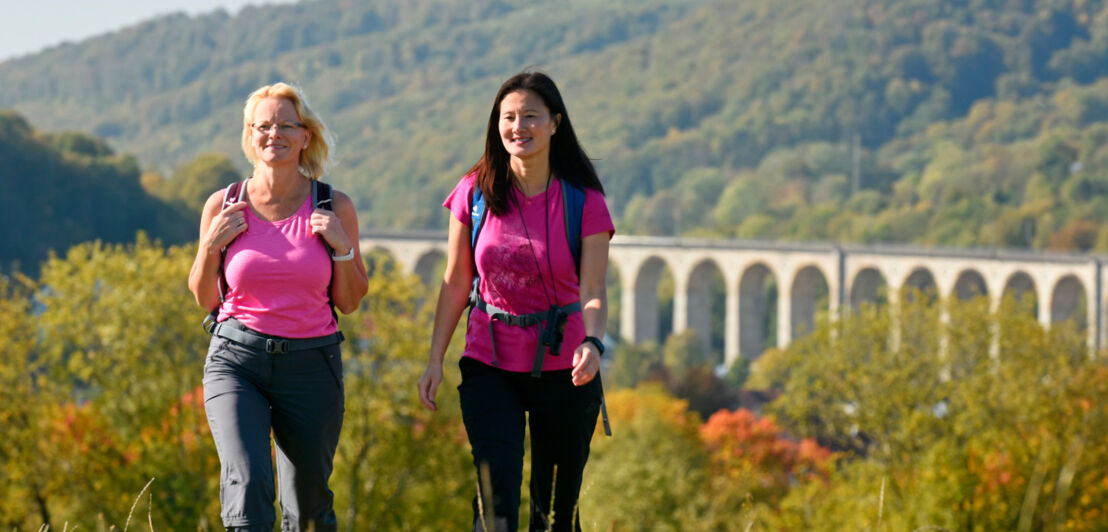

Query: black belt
[[475, 297, 580, 377], [208, 318, 344, 354], [472, 297, 611, 436], [475, 299, 581, 327]]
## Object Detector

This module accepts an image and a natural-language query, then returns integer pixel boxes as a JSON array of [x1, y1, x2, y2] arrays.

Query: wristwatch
[[583, 335, 605, 356], [331, 247, 355, 262]]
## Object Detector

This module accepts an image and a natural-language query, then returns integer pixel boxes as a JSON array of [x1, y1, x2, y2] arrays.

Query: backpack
[[468, 178, 586, 305], [203, 178, 336, 331]]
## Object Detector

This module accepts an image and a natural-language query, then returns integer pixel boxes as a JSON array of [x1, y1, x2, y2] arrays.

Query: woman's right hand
[[203, 201, 249, 254], [418, 361, 444, 411], [418, 215, 473, 412]]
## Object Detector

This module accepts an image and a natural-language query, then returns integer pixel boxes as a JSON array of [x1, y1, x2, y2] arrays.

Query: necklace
[[511, 172, 558, 307]]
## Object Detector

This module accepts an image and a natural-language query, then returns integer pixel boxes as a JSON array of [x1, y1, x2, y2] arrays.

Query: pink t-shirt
[[217, 196, 337, 338], [445, 174, 615, 372]]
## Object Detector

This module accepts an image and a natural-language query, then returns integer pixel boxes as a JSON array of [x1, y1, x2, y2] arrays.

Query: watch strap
[[583, 335, 605, 355]]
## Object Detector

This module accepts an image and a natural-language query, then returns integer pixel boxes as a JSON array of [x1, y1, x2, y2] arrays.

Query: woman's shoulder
[[201, 187, 231, 216], [579, 184, 608, 208], [328, 187, 355, 211], [444, 172, 480, 215]]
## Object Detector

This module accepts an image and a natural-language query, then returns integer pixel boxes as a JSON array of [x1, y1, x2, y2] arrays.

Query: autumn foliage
[[700, 408, 833, 502], [3, 238, 1108, 530]]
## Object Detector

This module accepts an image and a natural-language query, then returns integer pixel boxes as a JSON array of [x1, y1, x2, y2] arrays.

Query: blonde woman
[[188, 82, 367, 531]]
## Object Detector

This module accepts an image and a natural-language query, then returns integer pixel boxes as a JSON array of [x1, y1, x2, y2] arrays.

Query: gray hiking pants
[[203, 328, 345, 531]]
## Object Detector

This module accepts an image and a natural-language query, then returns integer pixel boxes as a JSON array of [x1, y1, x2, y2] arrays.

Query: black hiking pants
[[458, 356, 602, 532]]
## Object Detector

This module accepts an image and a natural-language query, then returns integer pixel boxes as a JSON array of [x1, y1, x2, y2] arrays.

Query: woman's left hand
[[571, 342, 601, 386], [310, 208, 352, 254]]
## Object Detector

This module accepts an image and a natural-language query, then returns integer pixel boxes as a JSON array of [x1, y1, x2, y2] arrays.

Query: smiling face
[[248, 97, 311, 168], [498, 89, 560, 164]]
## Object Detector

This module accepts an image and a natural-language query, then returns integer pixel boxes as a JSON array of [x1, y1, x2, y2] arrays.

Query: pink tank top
[[217, 196, 336, 338]]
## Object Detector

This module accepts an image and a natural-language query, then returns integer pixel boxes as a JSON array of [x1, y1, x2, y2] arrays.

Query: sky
[[0, 0, 298, 62]]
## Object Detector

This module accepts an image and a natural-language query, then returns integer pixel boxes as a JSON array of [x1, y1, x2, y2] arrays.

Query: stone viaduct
[[361, 231, 1104, 366]]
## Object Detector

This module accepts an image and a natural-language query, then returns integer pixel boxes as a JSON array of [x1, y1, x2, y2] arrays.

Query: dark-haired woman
[[418, 72, 613, 531]]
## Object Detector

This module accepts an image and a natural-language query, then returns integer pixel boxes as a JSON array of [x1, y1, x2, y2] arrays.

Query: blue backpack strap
[[470, 187, 488, 251], [468, 187, 488, 306], [559, 180, 610, 436], [561, 180, 586, 276]]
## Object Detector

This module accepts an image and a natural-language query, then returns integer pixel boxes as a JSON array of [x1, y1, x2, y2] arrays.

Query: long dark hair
[[467, 71, 603, 215]]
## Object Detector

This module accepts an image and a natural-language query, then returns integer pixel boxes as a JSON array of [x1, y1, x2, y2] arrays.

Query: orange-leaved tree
[[700, 408, 834, 506]]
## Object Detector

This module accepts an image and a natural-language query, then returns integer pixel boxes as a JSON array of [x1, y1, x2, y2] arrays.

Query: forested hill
[[0, 112, 196, 271], [5, 0, 1108, 252]]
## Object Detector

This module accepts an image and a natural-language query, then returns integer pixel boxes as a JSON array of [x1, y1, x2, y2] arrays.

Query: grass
[[35, 478, 155, 532]]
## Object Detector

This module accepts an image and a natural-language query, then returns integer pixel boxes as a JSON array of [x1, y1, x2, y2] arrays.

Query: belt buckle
[[266, 338, 289, 354]]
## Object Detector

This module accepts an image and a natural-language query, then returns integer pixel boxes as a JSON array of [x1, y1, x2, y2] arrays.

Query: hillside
[[0, 112, 195, 271], [3, 0, 1108, 251]]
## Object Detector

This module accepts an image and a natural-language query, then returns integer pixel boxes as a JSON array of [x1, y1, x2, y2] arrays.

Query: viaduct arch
[[362, 231, 1106, 366]]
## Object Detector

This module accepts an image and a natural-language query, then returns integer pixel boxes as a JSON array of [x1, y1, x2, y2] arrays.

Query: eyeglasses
[[250, 121, 305, 134]]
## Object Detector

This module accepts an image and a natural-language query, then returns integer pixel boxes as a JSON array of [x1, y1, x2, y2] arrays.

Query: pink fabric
[[217, 195, 337, 338], [445, 174, 615, 372]]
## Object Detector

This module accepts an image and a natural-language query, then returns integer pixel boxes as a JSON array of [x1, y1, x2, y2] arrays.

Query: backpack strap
[[216, 179, 248, 296], [465, 178, 589, 365], [205, 179, 339, 331], [469, 180, 583, 289], [224, 179, 247, 208], [468, 179, 587, 307], [467, 187, 488, 307], [312, 180, 335, 255], [204, 179, 248, 332], [469, 187, 489, 256], [560, 180, 586, 276], [558, 179, 611, 436], [313, 180, 339, 321]]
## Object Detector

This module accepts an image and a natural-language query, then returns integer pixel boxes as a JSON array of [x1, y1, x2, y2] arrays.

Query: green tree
[[159, 154, 242, 213], [605, 340, 664, 391], [763, 294, 1108, 530], [581, 384, 721, 531], [32, 235, 219, 529], [0, 113, 193, 273], [662, 329, 711, 380], [0, 274, 59, 529], [0, 236, 221, 529], [331, 266, 473, 530]]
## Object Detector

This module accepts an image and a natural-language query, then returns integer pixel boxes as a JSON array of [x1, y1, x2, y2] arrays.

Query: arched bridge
[[362, 231, 1105, 366]]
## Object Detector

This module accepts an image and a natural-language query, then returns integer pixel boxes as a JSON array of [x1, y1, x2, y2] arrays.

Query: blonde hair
[[241, 82, 333, 179]]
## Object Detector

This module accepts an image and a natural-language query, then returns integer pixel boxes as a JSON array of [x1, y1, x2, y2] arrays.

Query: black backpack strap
[[312, 180, 339, 321], [217, 180, 248, 296], [312, 180, 335, 255], [204, 179, 248, 332]]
